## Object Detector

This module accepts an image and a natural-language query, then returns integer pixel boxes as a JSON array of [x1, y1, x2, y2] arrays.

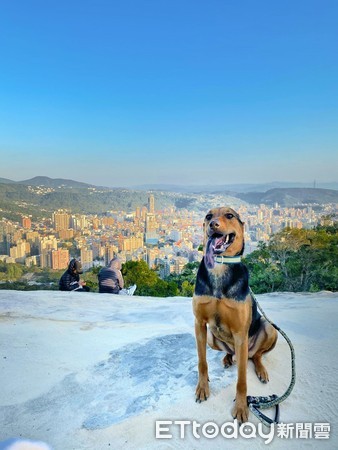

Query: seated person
[[98, 257, 136, 295], [59, 258, 90, 292]]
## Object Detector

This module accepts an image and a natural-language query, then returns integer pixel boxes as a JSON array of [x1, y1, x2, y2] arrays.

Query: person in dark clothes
[[59, 258, 90, 292], [98, 257, 136, 295]]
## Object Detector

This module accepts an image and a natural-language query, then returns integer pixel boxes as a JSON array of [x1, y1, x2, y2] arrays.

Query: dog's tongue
[[205, 238, 215, 269]]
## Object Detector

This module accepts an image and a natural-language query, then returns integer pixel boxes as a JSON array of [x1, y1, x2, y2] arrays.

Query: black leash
[[247, 289, 296, 427]]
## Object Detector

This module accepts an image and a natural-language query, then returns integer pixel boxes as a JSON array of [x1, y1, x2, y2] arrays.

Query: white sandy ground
[[0, 290, 337, 450]]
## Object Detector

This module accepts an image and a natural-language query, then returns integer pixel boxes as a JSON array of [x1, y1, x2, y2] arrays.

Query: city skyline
[[1, 1, 337, 186], [2, 192, 333, 274]]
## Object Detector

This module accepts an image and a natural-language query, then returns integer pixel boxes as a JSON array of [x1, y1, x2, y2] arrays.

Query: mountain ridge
[[0, 176, 337, 222], [133, 181, 338, 193], [1, 176, 337, 193]]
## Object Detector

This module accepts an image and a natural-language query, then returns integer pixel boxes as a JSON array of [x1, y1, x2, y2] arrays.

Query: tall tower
[[148, 194, 155, 214]]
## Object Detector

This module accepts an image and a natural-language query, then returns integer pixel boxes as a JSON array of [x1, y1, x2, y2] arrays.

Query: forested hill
[[236, 187, 338, 206], [0, 176, 337, 222], [0, 182, 174, 221], [0, 179, 240, 222]]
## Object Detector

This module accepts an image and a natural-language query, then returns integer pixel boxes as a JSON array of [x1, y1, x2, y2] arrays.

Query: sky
[[0, 0, 337, 187]]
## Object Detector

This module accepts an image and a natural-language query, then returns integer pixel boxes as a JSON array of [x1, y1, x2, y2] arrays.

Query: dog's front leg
[[232, 333, 249, 422], [195, 319, 209, 402]]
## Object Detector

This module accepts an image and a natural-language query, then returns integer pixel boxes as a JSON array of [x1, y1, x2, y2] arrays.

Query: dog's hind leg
[[250, 319, 278, 383]]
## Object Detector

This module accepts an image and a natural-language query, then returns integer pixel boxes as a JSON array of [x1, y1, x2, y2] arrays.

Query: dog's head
[[203, 207, 244, 269]]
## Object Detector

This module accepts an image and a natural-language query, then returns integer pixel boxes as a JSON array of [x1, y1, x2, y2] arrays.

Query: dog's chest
[[209, 313, 233, 342]]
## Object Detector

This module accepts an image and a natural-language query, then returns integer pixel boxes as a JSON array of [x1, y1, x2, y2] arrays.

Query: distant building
[[148, 194, 155, 214], [40, 249, 53, 268], [121, 235, 144, 252], [145, 213, 159, 244], [39, 236, 57, 253], [159, 258, 171, 279], [52, 249, 69, 270], [39, 236, 58, 268], [70, 215, 88, 231], [175, 257, 189, 274], [53, 210, 70, 231], [22, 216, 32, 229], [58, 229, 74, 240], [92, 242, 103, 260], [9, 239, 28, 263], [25, 255, 39, 267], [104, 244, 117, 265], [80, 247, 93, 270], [141, 206, 148, 221]]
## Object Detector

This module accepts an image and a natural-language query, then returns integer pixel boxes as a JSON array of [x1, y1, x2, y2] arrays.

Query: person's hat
[[75, 260, 83, 274]]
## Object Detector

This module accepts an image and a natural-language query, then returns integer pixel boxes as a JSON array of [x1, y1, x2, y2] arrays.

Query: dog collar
[[214, 255, 242, 264]]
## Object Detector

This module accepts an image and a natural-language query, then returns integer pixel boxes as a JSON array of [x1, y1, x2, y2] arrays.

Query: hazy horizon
[[0, 174, 337, 191], [1, 1, 337, 186]]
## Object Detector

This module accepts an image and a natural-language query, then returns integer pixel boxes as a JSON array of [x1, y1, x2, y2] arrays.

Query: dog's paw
[[256, 366, 269, 384], [223, 353, 233, 369], [195, 380, 210, 403], [232, 400, 249, 423]]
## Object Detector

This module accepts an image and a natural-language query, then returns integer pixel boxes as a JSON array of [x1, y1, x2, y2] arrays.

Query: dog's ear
[[233, 211, 244, 226]]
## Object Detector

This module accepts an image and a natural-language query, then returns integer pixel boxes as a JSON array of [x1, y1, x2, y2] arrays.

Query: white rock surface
[[0, 290, 337, 449]]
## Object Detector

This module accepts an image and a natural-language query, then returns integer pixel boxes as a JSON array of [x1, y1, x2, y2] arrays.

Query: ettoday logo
[[155, 420, 331, 443], [155, 419, 275, 444]]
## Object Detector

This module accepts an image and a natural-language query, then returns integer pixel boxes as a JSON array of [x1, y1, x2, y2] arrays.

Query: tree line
[[243, 224, 337, 293]]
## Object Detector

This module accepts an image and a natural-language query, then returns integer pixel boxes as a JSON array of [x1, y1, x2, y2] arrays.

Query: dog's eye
[[205, 214, 213, 221], [225, 213, 234, 219]]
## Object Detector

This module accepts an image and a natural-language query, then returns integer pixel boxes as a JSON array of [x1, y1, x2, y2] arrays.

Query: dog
[[193, 207, 277, 422]]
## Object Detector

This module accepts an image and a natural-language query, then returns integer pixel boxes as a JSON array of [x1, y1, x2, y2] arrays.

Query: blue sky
[[0, 0, 337, 187]]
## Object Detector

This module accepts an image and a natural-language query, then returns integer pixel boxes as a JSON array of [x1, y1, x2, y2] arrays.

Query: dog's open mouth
[[211, 233, 235, 254], [205, 233, 235, 268]]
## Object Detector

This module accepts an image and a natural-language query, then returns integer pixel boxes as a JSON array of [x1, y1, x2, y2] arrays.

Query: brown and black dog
[[193, 207, 277, 422]]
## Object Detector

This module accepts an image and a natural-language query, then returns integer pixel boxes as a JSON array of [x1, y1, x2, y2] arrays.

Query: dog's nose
[[210, 220, 220, 230]]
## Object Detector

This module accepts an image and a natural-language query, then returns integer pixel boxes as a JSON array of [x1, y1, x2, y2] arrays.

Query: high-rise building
[[105, 244, 118, 265], [39, 236, 57, 253], [53, 210, 70, 231], [40, 249, 53, 268], [92, 217, 100, 230], [159, 258, 171, 279], [145, 213, 159, 244], [69, 215, 87, 231], [58, 229, 74, 240], [52, 249, 69, 270], [10, 239, 29, 263], [80, 247, 93, 270], [141, 207, 148, 221], [22, 216, 32, 229], [92, 242, 103, 260], [146, 248, 157, 269], [121, 235, 144, 252], [148, 194, 155, 214]]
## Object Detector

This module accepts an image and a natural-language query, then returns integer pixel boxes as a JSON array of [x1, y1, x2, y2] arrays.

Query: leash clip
[[247, 394, 280, 427]]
